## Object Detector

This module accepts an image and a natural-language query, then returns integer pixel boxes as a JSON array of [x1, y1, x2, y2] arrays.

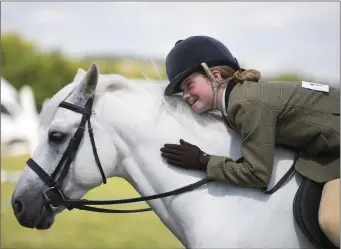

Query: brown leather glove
[[160, 139, 210, 171]]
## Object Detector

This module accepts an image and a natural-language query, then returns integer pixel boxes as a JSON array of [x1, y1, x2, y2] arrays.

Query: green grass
[[1, 154, 30, 171], [1, 155, 184, 249]]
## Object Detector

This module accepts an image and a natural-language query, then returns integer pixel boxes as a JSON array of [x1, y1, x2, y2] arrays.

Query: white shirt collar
[[222, 87, 227, 116]]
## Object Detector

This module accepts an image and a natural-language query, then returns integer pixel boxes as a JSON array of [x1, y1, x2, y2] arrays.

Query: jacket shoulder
[[229, 81, 291, 105]]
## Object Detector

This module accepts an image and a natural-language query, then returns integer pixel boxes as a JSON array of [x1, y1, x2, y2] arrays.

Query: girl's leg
[[319, 178, 340, 247]]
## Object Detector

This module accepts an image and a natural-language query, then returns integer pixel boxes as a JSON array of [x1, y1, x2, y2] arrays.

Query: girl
[[160, 35, 340, 247]]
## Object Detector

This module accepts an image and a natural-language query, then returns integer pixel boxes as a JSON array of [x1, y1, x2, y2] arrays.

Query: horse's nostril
[[13, 199, 25, 216]]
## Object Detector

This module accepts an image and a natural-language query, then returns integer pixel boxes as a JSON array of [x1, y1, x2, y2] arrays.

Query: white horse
[[11, 63, 314, 248]]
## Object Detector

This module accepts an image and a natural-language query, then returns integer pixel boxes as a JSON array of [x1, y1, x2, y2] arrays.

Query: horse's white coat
[[13, 64, 313, 248]]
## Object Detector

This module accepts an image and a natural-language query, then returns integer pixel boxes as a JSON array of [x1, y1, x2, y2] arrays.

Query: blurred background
[[1, 2, 340, 249]]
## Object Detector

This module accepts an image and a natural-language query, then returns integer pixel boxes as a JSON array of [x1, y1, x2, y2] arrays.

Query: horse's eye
[[48, 131, 66, 143]]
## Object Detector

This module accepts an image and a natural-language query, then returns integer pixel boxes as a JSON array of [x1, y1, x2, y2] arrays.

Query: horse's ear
[[74, 62, 99, 100]]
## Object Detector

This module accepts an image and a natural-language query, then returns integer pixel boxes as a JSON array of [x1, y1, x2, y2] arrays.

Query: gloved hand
[[160, 139, 210, 171]]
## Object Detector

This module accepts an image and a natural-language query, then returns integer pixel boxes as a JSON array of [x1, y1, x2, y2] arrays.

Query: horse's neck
[[98, 84, 234, 187], [95, 86, 242, 242], [100, 86, 209, 182]]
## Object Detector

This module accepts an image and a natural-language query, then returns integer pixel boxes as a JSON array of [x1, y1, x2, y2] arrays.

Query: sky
[[2, 2, 340, 84]]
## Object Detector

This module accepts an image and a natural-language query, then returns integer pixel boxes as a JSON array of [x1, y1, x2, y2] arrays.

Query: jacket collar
[[223, 80, 238, 115]]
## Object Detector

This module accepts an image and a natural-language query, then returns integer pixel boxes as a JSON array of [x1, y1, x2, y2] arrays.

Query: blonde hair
[[207, 65, 261, 85]]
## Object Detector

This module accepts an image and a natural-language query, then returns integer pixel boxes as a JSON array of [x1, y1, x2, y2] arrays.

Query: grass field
[[1, 154, 184, 249]]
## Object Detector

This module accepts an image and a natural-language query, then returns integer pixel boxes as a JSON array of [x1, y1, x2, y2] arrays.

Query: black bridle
[[26, 97, 213, 213], [27, 96, 296, 214]]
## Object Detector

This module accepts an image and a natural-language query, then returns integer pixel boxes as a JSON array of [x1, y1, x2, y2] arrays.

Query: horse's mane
[[104, 77, 226, 135], [39, 70, 225, 134]]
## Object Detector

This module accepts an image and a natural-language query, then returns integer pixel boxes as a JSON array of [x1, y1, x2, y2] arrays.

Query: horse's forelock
[[38, 82, 77, 129]]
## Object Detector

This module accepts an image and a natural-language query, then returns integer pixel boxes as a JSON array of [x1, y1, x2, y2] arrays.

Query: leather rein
[[26, 96, 296, 214]]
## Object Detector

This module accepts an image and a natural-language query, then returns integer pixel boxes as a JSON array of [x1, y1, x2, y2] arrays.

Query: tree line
[[1, 32, 312, 112]]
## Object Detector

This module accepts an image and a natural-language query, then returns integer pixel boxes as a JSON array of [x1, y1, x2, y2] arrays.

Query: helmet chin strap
[[201, 62, 219, 111]]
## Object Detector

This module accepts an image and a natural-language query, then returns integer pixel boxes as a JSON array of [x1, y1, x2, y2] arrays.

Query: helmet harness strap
[[201, 62, 219, 111]]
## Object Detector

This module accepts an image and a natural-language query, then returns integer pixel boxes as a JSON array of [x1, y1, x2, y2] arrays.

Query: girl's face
[[180, 72, 214, 114]]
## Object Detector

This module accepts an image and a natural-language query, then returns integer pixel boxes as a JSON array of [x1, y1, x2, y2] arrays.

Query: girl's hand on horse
[[160, 139, 210, 171]]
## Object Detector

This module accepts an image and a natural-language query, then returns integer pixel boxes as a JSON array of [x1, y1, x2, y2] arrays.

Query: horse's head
[[11, 63, 119, 229]]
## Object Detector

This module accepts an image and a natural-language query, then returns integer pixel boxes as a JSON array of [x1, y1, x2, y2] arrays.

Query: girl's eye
[[185, 82, 192, 89], [181, 81, 193, 94]]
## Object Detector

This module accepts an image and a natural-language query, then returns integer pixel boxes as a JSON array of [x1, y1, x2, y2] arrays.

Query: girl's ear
[[211, 69, 222, 81]]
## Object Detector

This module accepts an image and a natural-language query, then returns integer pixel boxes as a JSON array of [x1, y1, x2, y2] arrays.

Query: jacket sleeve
[[206, 100, 276, 188]]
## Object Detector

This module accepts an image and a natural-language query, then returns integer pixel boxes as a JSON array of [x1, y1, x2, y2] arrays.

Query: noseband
[[27, 96, 213, 214]]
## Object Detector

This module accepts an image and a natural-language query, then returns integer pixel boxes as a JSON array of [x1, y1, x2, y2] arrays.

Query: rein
[[27, 95, 296, 214]]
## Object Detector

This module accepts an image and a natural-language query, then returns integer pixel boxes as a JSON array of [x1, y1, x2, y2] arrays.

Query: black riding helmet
[[164, 35, 241, 96]]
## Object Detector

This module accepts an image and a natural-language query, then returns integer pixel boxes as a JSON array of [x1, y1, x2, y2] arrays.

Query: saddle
[[293, 176, 338, 249]]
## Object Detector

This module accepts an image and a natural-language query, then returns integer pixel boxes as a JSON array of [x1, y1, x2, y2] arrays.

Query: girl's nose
[[183, 92, 190, 101]]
